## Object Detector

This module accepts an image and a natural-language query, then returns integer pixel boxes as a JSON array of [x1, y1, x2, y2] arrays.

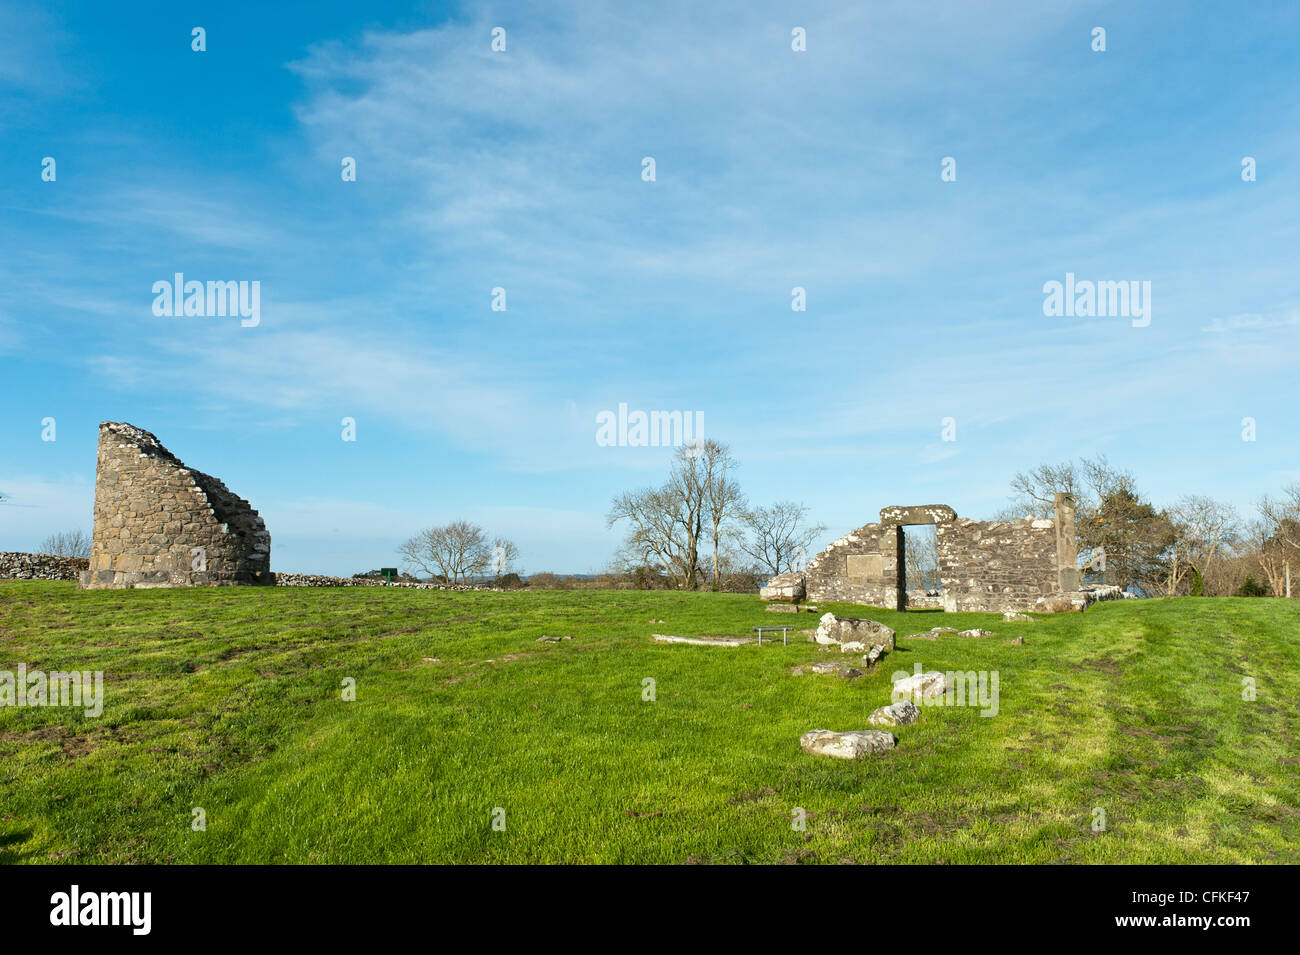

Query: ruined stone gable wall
[[937, 518, 1059, 612], [804, 521, 900, 607], [79, 422, 272, 589], [807, 500, 1076, 614]]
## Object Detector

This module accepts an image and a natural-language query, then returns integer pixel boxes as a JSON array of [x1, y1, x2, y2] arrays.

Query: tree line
[[1001, 455, 1298, 597]]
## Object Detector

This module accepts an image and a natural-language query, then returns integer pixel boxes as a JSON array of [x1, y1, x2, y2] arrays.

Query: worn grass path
[[1, 582, 1296, 863]]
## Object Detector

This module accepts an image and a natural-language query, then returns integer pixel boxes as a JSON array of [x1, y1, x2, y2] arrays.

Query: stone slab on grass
[[892, 670, 948, 701], [800, 729, 897, 759], [868, 700, 919, 727], [814, 613, 895, 654], [652, 633, 753, 647]]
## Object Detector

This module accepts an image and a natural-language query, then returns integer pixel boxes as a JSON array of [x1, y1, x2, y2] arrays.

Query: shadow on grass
[[0, 829, 37, 864]]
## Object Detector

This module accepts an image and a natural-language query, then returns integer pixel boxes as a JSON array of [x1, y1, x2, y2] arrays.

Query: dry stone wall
[[0, 552, 89, 581], [273, 573, 498, 591], [79, 422, 272, 589]]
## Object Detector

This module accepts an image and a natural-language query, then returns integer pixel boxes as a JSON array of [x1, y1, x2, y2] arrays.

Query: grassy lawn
[[1, 581, 1296, 864]]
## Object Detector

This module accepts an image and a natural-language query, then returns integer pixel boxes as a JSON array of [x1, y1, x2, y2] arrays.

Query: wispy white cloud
[[1202, 307, 1300, 333], [33, 184, 291, 254], [87, 320, 559, 462]]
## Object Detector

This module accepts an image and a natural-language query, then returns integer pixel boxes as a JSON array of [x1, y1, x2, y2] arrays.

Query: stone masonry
[[805, 495, 1078, 613], [79, 422, 272, 589], [0, 553, 88, 581]]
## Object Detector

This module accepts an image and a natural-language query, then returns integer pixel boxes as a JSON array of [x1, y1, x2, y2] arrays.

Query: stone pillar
[[1054, 492, 1079, 592]]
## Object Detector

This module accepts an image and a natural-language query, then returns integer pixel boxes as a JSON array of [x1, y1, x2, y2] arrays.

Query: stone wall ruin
[[79, 422, 272, 589], [805, 496, 1078, 613]]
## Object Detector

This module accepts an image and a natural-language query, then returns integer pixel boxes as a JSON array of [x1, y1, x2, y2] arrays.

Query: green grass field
[[1, 582, 1296, 864]]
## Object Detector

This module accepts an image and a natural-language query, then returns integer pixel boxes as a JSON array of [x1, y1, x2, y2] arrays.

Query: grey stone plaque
[[846, 554, 883, 579]]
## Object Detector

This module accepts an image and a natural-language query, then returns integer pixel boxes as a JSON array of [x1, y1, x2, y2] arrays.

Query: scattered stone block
[[1003, 612, 1033, 622], [892, 670, 948, 701], [765, 603, 798, 614], [792, 661, 859, 677], [902, 626, 960, 640], [814, 613, 895, 657], [799, 729, 897, 759], [958, 628, 996, 638], [1008, 636, 1025, 645], [1035, 584, 1133, 613], [652, 634, 752, 647], [1038, 596, 1075, 613], [760, 571, 806, 603], [868, 700, 919, 727]]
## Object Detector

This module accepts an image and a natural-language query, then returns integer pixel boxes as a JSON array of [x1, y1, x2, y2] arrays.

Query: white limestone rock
[[799, 729, 897, 759], [760, 571, 806, 603], [868, 700, 920, 727], [892, 670, 948, 701], [815, 613, 895, 656]]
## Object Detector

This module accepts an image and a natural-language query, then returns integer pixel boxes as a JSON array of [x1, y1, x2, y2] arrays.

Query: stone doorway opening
[[898, 524, 942, 610]]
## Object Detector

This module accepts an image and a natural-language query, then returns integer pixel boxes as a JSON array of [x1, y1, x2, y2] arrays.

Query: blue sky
[[2, 0, 1299, 575]]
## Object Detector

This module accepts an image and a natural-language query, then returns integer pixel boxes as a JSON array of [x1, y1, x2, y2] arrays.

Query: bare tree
[[1162, 496, 1240, 595], [1244, 519, 1286, 597], [488, 537, 521, 583], [1201, 548, 1259, 598], [398, 521, 493, 584], [1007, 461, 1080, 519], [903, 527, 940, 591], [40, 529, 92, 558], [698, 441, 745, 591], [739, 501, 826, 576], [1255, 483, 1300, 596], [609, 487, 697, 589], [608, 445, 723, 589]]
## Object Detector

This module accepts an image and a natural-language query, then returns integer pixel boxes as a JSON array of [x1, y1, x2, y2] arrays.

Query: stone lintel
[[878, 504, 958, 526]]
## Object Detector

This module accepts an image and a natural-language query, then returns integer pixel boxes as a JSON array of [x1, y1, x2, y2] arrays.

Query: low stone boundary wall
[[0, 556, 499, 590], [0, 552, 90, 581], [272, 573, 500, 591]]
